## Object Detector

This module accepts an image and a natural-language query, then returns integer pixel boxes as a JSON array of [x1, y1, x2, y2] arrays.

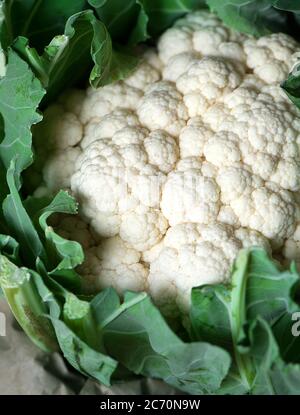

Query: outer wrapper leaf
[[89, 0, 149, 45], [33, 276, 118, 386], [13, 10, 138, 104], [1, 0, 86, 49], [0, 255, 58, 352], [206, 0, 289, 36], [90, 0, 207, 43], [92, 289, 231, 394], [0, 49, 45, 178], [190, 248, 300, 394], [281, 61, 300, 111]]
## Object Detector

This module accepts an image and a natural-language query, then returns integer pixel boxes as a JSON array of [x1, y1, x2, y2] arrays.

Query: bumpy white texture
[[78, 236, 148, 295], [148, 222, 270, 314], [35, 11, 300, 316], [71, 124, 172, 250]]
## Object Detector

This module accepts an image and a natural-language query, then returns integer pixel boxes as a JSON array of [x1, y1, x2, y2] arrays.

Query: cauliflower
[[34, 11, 300, 316]]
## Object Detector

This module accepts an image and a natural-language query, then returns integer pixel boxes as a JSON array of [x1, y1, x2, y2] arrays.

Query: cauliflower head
[[34, 11, 300, 316]]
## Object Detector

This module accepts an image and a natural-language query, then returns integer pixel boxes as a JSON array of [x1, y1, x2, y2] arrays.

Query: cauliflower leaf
[[190, 248, 300, 394]]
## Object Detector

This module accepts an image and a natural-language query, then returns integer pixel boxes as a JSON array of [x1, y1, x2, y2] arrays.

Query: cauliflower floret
[[148, 222, 267, 314], [35, 104, 83, 150], [80, 83, 143, 124], [43, 147, 81, 191], [205, 85, 300, 192], [163, 52, 199, 82], [217, 166, 296, 243], [244, 33, 299, 84], [217, 205, 240, 228], [179, 117, 213, 158], [143, 48, 164, 71], [137, 81, 188, 136], [124, 61, 161, 91], [79, 236, 148, 295], [144, 130, 179, 173], [71, 125, 177, 246], [176, 57, 242, 117], [234, 228, 271, 254], [161, 158, 220, 226], [158, 27, 194, 64], [36, 10, 300, 318], [120, 205, 168, 251], [81, 109, 141, 148]]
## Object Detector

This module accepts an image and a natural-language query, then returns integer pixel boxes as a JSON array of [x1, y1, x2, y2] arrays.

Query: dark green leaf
[[89, 0, 149, 45], [281, 61, 300, 110], [273, 1, 300, 12], [2, 0, 86, 50], [141, 0, 207, 36], [207, 0, 289, 36], [13, 10, 138, 103]]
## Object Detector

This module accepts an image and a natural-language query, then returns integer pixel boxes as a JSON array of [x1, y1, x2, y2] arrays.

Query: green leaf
[[141, 0, 207, 36], [0, 48, 45, 178], [94, 289, 230, 394], [38, 191, 84, 268], [23, 191, 84, 291], [281, 61, 300, 110], [38, 191, 83, 291], [245, 318, 300, 395], [0, 233, 19, 262], [190, 248, 300, 393], [1, 0, 86, 50], [89, 0, 149, 45], [273, 0, 300, 12], [3, 158, 46, 268], [0, 256, 118, 385], [206, 0, 289, 36], [90, 0, 207, 43], [32, 274, 118, 385], [0, 255, 58, 352], [13, 10, 138, 103]]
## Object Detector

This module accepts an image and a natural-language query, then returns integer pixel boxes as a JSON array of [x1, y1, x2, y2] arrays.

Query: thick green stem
[[0, 255, 58, 352]]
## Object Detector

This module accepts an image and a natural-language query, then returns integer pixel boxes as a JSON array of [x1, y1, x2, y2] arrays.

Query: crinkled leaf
[[13, 10, 138, 103], [37, 191, 83, 290], [0, 49, 45, 179], [33, 274, 118, 386], [93, 289, 230, 394], [23, 191, 83, 291], [190, 248, 300, 394], [246, 318, 300, 395]]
